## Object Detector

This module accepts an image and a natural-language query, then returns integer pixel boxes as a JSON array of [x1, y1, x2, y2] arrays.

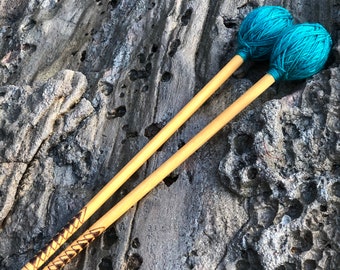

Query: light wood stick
[[43, 73, 275, 270], [23, 55, 244, 270]]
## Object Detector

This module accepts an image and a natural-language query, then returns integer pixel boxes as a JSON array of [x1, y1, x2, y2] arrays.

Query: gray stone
[[219, 68, 340, 269], [0, 0, 338, 269]]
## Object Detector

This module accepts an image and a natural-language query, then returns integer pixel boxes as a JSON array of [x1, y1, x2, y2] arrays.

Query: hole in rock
[[151, 44, 158, 53], [331, 159, 340, 170], [21, 43, 37, 52], [332, 182, 340, 197], [284, 262, 297, 270], [98, 256, 113, 270], [144, 123, 163, 140], [303, 259, 317, 270], [223, 17, 238, 28], [320, 204, 327, 212], [80, 50, 86, 62], [161, 71, 172, 82], [187, 170, 194, 184], [235, 260, 250, 270], [129, 70, 139, 81], [178, 140, 185, 149], [141, 85, 149, 92], [126, 130, 138, 138], [131, 237, 140, 249], [103, 227, 118, 249], [286, 199, 303, 220], [181, 8, 193, 26], [107, 106, 126, 118], [110, 0, 119, 9], [168, 39, 181, 57], [300, 181, 317, 204], [277, 181, 287, 196], [301, 230, 313, 252], [234, 134, 254, 155], [137, 53, 146, 64], [275, 262, 298, 270], [84, 151, 92, 167], [163, 173, 179, 187], [247, 167, 258, 180], [241, 248, 263, 269], [148, 2, 156, 10], [100, 81, 114, 96], [96, 0, 104, 6], [129, 69, 149, 81], [126, 253, 143, 270], [22, 19, 36, 31]]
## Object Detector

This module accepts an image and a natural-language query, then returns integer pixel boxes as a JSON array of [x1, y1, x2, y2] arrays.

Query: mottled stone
[[219, 68, 340, 269], [0, 0, 338, 269]]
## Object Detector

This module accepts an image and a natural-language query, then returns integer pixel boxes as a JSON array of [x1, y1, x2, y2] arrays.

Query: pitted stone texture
[[0, 0, 338, 269], [0, 70, 97, 267], [219, 68, 340, 269]]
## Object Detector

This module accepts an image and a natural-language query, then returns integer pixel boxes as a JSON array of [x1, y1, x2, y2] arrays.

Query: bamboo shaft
[[23, 55, 244, 270], [44, 74, 276, 270]]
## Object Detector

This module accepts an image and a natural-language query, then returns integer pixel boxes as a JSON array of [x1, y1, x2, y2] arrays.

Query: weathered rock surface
[[0, 0, 339, 269], [219, 67, 340, 269]]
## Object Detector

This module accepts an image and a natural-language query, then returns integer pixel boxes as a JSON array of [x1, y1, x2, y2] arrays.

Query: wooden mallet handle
[[43, 73, 275, 269], [23, 55, 244, 270]]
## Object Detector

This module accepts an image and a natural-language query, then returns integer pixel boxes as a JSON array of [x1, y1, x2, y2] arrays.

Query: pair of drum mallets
[[24, 6, 332, 270]]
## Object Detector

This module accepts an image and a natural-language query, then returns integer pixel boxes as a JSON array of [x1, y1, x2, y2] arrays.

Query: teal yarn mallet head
[[237, 6, 294, 61], [269, 23, 332, 81]]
